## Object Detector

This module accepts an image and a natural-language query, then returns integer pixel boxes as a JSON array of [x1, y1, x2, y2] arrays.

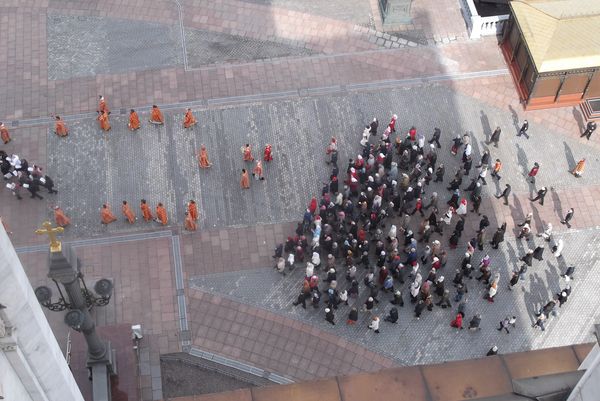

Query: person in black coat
[[561, 266, 575, 280], [429, 127, 442, 148], [521, 249, 534, 266], [517, 120, 529, 138], [325, 308, 335, 325], [532, 246, 544, 261], [489, 224, 506, 249], [391, 290, 404, 306], [414, 300, 426, 318], [530, 187, 548, 205], [581, 121, 597, 140], [369, 118, 379, 136], [384, 307, 399, 323], [347, 307, 358, 324], [489, 127, 501, 147], [495, 184, 511, 205]]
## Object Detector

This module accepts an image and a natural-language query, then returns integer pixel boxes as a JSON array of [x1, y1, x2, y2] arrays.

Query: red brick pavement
[[186, 290, 397, 381], [18, 237, 181, 401], [181, 222, 295, 276], [445, 75, 592, 143]]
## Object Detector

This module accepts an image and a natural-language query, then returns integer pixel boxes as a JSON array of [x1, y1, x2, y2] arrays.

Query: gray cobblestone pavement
[[45, 83, 600, 238], [185, 28, 316, 68], [239, 0, 373, 26], [47, 14, 182, 80], [189, 228, 600, 366]]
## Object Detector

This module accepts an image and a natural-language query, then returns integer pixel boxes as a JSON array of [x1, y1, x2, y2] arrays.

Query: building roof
[[168, 343, 595, 401], [510, 0, 600, 73]]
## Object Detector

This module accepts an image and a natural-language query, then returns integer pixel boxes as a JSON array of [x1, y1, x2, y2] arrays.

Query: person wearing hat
[[369, 316, 381, 333], [325, 308, 335, 325], [486, 346, 498, 356], [363, 297, 374, 313], [530, 186, 548, 205]]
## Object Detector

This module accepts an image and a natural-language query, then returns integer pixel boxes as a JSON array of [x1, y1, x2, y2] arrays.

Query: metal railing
[[460, 0, 509, 39]]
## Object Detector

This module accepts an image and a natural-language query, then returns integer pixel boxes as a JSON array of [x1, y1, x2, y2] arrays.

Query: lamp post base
[[87, 340, 117, 401]]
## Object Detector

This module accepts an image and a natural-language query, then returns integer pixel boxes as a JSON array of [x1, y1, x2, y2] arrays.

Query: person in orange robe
[[188, 200, 198, 221], [184, 212, 197, 231], [54, 206, 71, 227], [121, 200, 136, 224], [243, 144, 254, 162], [252, 160, 264, 180], [155, 203, 168, 225], [198, 145, 212, 168], [101, 204, 117, 224], [149, 105, 164, 125], [572, 158, 585, 177], [97, 95, 109, 114], [0, 122, 11, 144], [264, 144, 273, 162], [140, 199, 153, 221], [240, 168, 250, 189], [54, 116, 69, 137], [128, 109, 141, 131], [97, 111, 111, 131], [183, 108, 197, 128]]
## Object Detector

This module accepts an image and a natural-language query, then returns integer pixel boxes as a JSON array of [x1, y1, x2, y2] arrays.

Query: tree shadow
[[550, 187, 564, 221], [572, 107, 585, 133], [480, 110, 492, 143], [563, 141, 576, 172], [508, 105, 521, 133]]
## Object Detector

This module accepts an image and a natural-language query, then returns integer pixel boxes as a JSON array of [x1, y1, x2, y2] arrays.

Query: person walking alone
[[495, 184, 511, 205], [530, 186, 548, 205], [518, 120, 529, 138], [528, 162, 539, 183], [581, 121, 597, 140], [561, 208, 574, 228], [491, 159, 502, 180], [489, 127, 501, 147]]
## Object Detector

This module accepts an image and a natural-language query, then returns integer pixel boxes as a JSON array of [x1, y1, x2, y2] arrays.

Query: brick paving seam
[[11, 68, 507, 128], [188, 228, 600, 367]]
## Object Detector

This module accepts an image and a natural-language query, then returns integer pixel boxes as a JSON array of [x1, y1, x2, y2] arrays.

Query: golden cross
[[35, 221, 64, 253]]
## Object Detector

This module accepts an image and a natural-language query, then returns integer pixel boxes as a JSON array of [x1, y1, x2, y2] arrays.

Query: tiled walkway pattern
[[2, 0, 600, 400]]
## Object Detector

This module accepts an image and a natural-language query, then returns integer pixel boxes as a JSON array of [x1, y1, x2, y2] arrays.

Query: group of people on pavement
[[272, 113, 577, 353], [3, 150, 58, 200]]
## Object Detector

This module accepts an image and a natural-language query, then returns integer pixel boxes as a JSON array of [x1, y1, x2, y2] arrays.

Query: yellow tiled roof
[[511, 0, 600, 73]]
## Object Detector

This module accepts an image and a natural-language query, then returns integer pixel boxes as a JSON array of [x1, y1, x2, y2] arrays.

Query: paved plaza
[[2, 1, 600, 401]]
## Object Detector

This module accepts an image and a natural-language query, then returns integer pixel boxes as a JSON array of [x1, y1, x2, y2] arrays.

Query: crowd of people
[[270, 113, 577, 352], [3, 150, 58, 200], [41, 96, 217, 232]]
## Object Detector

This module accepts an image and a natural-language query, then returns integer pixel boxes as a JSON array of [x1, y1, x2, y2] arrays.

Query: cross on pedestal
[[35, 221, 64, 253]]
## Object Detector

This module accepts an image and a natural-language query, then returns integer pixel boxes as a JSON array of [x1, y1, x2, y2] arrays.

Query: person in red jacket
[[528, 162, 539, 183]]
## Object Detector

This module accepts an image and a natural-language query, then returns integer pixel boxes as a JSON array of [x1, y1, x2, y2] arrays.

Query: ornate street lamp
[[33, 221, 116, 401]]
